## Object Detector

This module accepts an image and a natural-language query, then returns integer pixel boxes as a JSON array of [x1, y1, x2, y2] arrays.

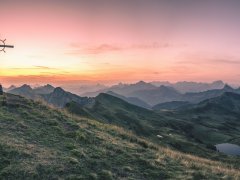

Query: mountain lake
[[215, 143, 240, 156]]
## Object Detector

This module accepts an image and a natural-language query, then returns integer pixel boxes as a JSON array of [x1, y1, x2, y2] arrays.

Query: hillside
[[1, 93, 240, 179], [66, 93, 240, 157], [168, 92, 240, 146], [191, 92, 240, 114], [66, 93, 162, 137]]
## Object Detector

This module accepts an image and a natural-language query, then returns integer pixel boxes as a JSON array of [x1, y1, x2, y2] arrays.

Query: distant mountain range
[[7, 84, 94, 108], [61, 83, 107, 95], [81, 81, 156, 97], [82, 80, 225, 97], [82, 81, 239, 106], [150, 80, 225, 93], [8, 84, 55, 98], [127, 85, 181, 106], [3, 85, 17, 92], [106, 91, 152, 109], [5, 81, 240, 109]]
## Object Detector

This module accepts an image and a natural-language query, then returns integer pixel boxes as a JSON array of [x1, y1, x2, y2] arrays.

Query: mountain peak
[[136, 80, 147, 85], [8, 85, 16, 89], [212, 80, 224, 85], [53, 87, 65, 94], [45, 84, 54, 88], [20, 84, 32, 91], [223, 84, 233, 90]]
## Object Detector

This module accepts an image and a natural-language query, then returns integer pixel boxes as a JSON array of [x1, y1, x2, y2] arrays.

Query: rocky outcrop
[[0, 84, 3, 95]]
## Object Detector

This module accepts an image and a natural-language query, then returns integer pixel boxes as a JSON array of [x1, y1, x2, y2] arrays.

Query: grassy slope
[[0, 94, 239, 179], [66, 93, 240, 160]]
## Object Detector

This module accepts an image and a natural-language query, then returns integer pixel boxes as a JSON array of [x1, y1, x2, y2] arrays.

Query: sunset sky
[[1, 0, 240, 86]]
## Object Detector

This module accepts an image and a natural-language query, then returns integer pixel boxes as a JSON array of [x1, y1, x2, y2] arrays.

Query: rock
[[157, 135, 163, 138], [0, 84, 3, 95]]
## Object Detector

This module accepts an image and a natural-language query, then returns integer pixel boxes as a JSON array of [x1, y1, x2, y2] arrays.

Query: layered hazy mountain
[[8, 84, 37, 99], [6, 81, 240, 109], [61, 83, 107, 95], [33, 84, 55, 94], [8, 84, 55, 98], [127, 85, 181, 106], [82, 81, 239, 106], [150, 80, 225, 93], [81, 81, 156, 97], [106, 91, 152, 109], [7, 84, 94, 108], [3, 85, 17, 92], [82, 80, 225, 97]]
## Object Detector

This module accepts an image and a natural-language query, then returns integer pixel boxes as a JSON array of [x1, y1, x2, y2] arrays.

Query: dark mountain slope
[[65, 93, 237, 157], [41, 87, 94, 108], [66, 93, 164, 136], [169, 92, 240, 146], [153, 101, 192, 111], [191, 92, 240, 114]]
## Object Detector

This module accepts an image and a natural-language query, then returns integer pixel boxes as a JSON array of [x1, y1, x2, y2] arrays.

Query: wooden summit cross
[[0, 39, 14, 53]]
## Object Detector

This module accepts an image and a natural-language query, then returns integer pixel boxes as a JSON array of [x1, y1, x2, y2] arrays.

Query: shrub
[[99, 170, 113, 180]]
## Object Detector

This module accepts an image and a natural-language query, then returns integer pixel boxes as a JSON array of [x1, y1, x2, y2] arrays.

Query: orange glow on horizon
[[1, 1, 240, 86]]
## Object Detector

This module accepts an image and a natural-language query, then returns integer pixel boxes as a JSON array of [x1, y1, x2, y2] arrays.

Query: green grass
[[0, 93, 240, 179]]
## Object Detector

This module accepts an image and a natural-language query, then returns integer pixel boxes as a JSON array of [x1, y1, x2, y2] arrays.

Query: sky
[[1, 0, 240, 86]]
